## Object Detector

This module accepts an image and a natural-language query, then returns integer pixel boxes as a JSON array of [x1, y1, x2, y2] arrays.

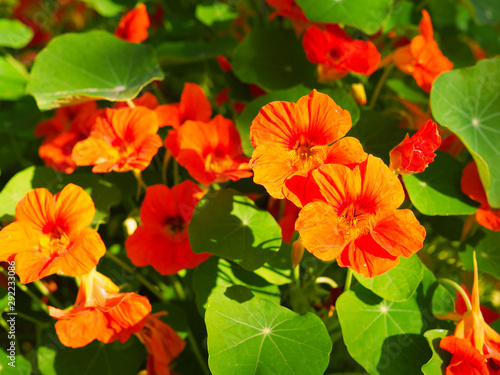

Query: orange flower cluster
[[440, 254, 500, 374], [461, 161, 500, 232], [126, 181, 211, 275], [0, 184, 106, 284], [393, 10, 453, 93], [165, 83, 252, 186], [250, 90, 426, 277], [302, 25, 381, 81]]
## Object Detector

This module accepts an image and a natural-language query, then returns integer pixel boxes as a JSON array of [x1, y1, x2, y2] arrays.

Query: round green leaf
[[83, 0, 136, 17], [193, 257, 280, 313], [403, 151, 478, 216], [460, 229, 500, 281], [206, 288, 332, 375], [353, 254, 424, 302], [0, 19, 33, 48], [0, 349, 31, 375], [336, 277, 442, 375], [295, 0, 394, 35], [421, 329, 452, 375], [27, 30, 164, 110], [232, 28, 315, 92], [468, 0, 500, 24], [431, 58, 500, 208], [189, 189, 282, 271], [0, 55, 28, 100], [195, 3, 239, 26]]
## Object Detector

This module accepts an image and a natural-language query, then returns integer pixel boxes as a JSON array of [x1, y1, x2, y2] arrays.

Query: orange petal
[[114, 3, 150, 43], [53, 308, 107, 348], [15, 188, 55, 231], [54, 184, 95, 233], [179, 83, 212, 124], [419, 10, 434, 41]]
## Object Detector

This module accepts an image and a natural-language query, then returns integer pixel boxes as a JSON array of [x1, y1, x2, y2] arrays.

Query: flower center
[[289, 143, 326, 172], [204, 150, 235, 182], [164, 217, 186, 237], [337, 204, 374, 240], [40, 224, 70, 254]]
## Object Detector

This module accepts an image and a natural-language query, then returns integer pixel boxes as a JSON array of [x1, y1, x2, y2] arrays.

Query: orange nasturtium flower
[[295, 155, 426, 278], [48, 269, 151, 348], [114, 3, 150, 43], [114, 92, 177, 128], [135, 312, 186, 375], [72, 107, 162, 173], [389, 119, 441, 175], [36, 101, 100, 174], [302, 25, 381, 81], [250, 90, 366, 207], [461, 161, 500, 232], [0, 184, 106, 284], [393, 10, 453, 93], [165, 115, 253, 186], [157, 82, 212, 129], [125, 181, 211, 275], [440, 254, 500, 374]]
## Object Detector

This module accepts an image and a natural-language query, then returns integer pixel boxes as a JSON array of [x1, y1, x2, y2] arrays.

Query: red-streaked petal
[[54, 184, 95, 232], [15, 188, 55, 230]]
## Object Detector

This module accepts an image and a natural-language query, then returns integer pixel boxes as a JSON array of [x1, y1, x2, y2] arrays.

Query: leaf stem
[[369, 63, 394, 109], [438, 278, 472, 312], [316, 277, 339, 289], [162, 149, 172, 185], [344, 268, 353, 292]]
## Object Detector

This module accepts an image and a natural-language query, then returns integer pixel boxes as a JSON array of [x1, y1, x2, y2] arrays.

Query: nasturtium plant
[[0, 1, 499, 374]]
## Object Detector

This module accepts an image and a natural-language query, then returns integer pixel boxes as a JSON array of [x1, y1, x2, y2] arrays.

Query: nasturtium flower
[[0, 184, 106, 284], [302, 25, 381, 80], [113, 92, 175, 127], [440, 254, 500, 374], [454, 285, 500, 325], [125, 182, 211, 275], [461, 161, 500, 232], [250, 89, 366, 207], [166, 115, 252, 186], [393, 10, 453, 93], [72, 107, 162, 173], [135, 312, 186, 375], [48, 269, 151, 348], [114, 3, 150, 43], [295, 155, 426, 278], [389, 119, 441, 175], [265, 0, 312, 35], [156, 82, 212, 129]]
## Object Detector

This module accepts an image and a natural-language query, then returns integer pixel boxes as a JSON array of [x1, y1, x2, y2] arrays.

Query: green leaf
[[386, 79, 428, 104], [205, 287, 332, 375], [431, 283, 456, 316], [0, 55, 28, 100], [0, 166, 121, 225], [468, 0, 500, 24], [37, 334, 146, 375], [295, 0, 394, 35], [349, 109, 406, 164], [0, 97, 41, 138], [193, 258, 280, 313], [353, 254, 424, 302], [421, 329, 452, 375], [431, 58, 500, 208], [83, 0, 136, 17], [460, 229, 500, 281], [253, 233, 295, 285], [195, 3, 239, 26], [27, 30, 164, 110], [0, 19, 33, 48], [0, 349, 31, 375], [232, 28, 315, 92], [403, 151, 478, 216], [382, 1, 414, 33], [189, 189, 282, 271], [336, 283, 433, 375], [157, 39, 236, 65]]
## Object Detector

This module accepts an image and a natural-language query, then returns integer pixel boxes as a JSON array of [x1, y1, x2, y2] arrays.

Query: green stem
[[0, 268, 49, 314], [173, 159, 180, 185], [344, 268, 353, 292], [104, 252, 164, 301], [438, 278, 472, 312], [33, 280, 63, 309], [168, 275, 187, 301], [316, 277, 339, 289], [369, 63, 394, 109], [16, 311, 46, 326], [162, 150, 171, 185]]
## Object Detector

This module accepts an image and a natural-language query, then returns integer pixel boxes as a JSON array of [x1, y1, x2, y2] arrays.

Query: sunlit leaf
[[461, 228, 500, 281], [83, 0, 135, 17], [0, 19, 33, 48], [206, 287, 332, 375], [421, 329, 452, 375], [0, 55, 28, 100], [195, 3, 239, 26], [27, 31, 164, 110], [0, 349, 31, 375]]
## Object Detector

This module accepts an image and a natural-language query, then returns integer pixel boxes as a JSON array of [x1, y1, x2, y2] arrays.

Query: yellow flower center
[[289, 144, 326, 172], [337, 204, 375, 241], [39, 225, 70, 254]]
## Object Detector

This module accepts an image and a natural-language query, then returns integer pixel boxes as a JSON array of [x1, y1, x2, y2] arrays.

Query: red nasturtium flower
[[393, 10, 453, 93], [157, 83, 212, 129], [166, 115, 252, 186], [295, 155, 426, 277], [114, 3, 150, 43], [250, 89, 366, 207], [36, 101, 99, 174], [135, 312, 186, 375], [389, 119, 441, 175], [461, 161, 500, 232], [125, 182, 211, 275], [440, 254, 500, 374], [0, 184, 105, 284], [48, 269, 151, 348], [265, 0, 312, 35], [71, 107, 162, 173], [302, 25, 381, 81]]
